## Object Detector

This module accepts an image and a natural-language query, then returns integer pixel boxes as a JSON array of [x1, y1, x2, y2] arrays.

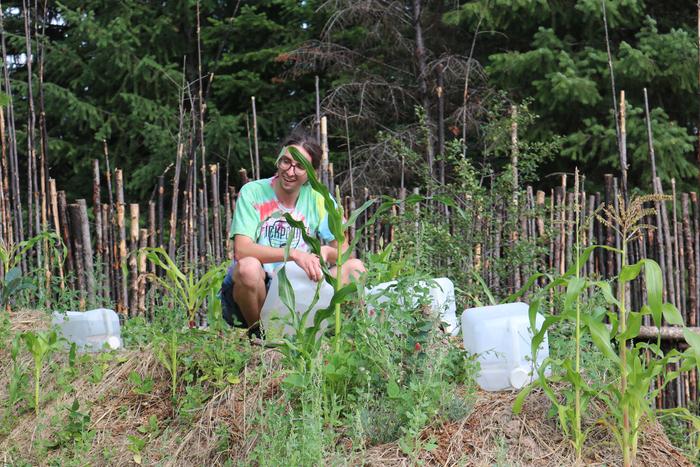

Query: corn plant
[[141, 247, 227, 328], [283, 146, 409, 351], [516, 194, 700, 466], [21, 329, 60, 415]]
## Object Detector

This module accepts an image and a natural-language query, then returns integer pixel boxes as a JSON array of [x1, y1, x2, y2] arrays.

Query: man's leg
[[232, 257, 267, 326], [329, 258, 366, 285]]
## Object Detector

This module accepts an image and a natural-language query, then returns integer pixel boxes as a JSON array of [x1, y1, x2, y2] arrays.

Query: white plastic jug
[[260, 262, 334, 336], [367, 278, 458, 335], [52, 308, 122, 352], [461, 302, 549, 391]]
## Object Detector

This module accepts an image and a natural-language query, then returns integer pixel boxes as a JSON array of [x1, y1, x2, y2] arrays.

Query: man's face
[[276, 144, 313, 194]]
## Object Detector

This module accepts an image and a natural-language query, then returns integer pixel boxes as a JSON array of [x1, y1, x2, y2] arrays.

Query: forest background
[[2, 0, 699, 202]]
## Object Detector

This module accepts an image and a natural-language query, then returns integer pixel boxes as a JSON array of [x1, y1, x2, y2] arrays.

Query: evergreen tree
[[445, 0, 698, 190]]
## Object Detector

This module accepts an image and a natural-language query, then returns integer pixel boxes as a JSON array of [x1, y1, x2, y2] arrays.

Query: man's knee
[[234, 257, 265, 288], [344, 258, 366, 278]]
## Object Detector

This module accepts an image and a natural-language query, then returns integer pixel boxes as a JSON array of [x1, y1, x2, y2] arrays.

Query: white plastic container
[[367, 278, 458, 335], [260, 262, 334, 337], [461, 302, 549, 391], [52, 308, 122, 352]]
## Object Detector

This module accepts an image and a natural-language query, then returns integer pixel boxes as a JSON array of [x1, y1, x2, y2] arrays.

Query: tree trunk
[[412, 0, 435, 177]]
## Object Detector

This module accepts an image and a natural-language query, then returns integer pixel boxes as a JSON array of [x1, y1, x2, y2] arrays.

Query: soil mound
[[0, 309, 692, 466]]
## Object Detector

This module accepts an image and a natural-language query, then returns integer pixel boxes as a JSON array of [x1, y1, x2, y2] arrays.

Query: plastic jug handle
[[104, 309, 113, 337], [508, 320, 520, 369]]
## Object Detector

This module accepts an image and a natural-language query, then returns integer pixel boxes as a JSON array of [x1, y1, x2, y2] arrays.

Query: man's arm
[[234, 235, 324, 282]]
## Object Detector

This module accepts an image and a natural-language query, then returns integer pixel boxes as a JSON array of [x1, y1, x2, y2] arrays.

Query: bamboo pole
[[198, 188, 206, 264], [22, 0, 37, 246], [211, 164, 222, 263], [321, 116, 329, 188], [245, 114, 254, 177], [251, 96, 260, 180], [437, 63, 445, 185], [0, 117, 6, 251], [48, 179, 64, 290], [693, 192, 700, 330], [93, 159, 103, 262], [157, 175, 164, 249], [129, 203, 139, 317], [195, 0, 210, 261], [315, 75, 321, 143], [115, 169, 128, 315], [672, 180, 682, 314], [604, 175, 614, 277], [684, 194, 696, 326], [57, 190, 74, 288], [0, 3, 24, 253], [657, 177, 677, 308], [148, 202, 156, 319], [587, 194, 596, 279], [344, 107, 355, 201], [168, 62, 187, 259], [553, 187, 563, 277], [101, 203, 112, 302], [697, 0, 700, 186], [138, 228, 148, 317], [510, 105, 521, 290], [77, 199, 95, 306]]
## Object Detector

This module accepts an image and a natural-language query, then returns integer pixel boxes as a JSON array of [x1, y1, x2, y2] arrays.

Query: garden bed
[[0, 309, 693, 466]]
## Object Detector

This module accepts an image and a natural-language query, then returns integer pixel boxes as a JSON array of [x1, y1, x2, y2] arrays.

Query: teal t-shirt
[[230, 176, 335, 274]]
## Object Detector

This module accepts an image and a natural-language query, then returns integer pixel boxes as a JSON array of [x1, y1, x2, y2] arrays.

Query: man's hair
[[279, 128, 322, 170]]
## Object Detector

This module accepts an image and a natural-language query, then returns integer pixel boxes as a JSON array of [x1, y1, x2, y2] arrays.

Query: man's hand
[[290, 249, 323, 282]]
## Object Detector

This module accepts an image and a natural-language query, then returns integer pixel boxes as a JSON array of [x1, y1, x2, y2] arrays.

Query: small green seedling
[[21, 329, 60, 415], [155, 329, 179, 401], [141, 247, 227, 328]]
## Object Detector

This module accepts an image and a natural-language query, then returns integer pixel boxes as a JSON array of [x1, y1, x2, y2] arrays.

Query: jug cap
[[509, 367, 529, 389]]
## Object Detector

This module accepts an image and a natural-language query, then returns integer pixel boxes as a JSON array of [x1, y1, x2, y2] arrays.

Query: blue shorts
[[219, 263, 271, 328]]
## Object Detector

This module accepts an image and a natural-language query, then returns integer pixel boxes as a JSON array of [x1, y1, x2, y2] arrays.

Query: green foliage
[[142, 247, 227, 327], [128, 371, 155, 396], [448, 0, 698, 190], [3, 1, 322, 200], [21, 329, 61, 415], [0, 232, 64, 311], [515, 195, 700, 465], [390, 117, 553, 304], [154, 329, 180, 401], [46, 399, 95, 451]]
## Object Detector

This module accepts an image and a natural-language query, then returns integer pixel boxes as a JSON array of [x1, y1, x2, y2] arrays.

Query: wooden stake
[[67, 203, 86, 309], [239, 168, 249, 186]]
